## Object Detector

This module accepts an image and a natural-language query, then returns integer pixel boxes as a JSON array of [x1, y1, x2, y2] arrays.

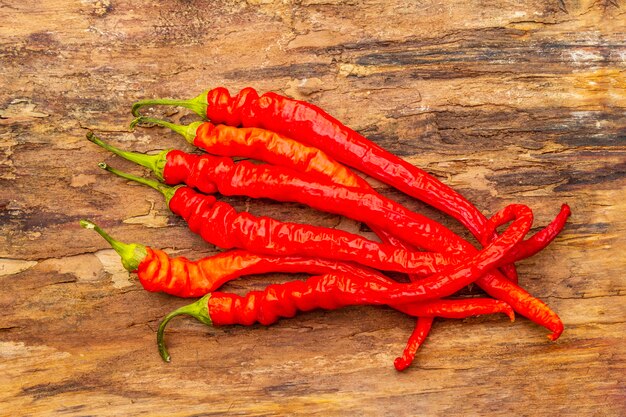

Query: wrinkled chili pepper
[[82, 219, 514, 369], [80, 219, 388, 296], [130, 88, 517, 279], [99, 161, 534, 306], [156, 254, 523, 363], [96, 162, 458, 276], [92, 134, 567, 340]]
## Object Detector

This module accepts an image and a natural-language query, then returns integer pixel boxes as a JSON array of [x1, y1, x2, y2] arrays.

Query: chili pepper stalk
[[79, 219, 147, 271], [132, 91, 209, 119]]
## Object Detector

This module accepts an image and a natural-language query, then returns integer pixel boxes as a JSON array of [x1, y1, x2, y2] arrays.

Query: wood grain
[[1, 0, 625, 415]]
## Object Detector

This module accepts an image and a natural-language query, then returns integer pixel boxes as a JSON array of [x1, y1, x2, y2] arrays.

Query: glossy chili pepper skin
[[168, 186, 454, 275], [394, 317, 433, 371], [163, 150, 468, 255], [136, 247, 388, 298], [207, 277, 515, 326], [158, 277, 516, 363]]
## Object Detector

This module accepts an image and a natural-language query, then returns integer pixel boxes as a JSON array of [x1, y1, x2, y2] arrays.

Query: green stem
[[129, 117, 202, 145], [98, 162, 181, 205], [87, 132, 168, 181], [79, 219, 147, 271], [157, 294, 213, 362], [131, 90, 209, 118]]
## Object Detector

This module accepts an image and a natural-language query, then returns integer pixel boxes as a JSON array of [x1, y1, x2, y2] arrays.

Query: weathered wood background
[[1, 0, 625, 415]]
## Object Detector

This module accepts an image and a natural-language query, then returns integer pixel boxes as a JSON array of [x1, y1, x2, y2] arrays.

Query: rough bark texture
[[1, 1, 625, 415]]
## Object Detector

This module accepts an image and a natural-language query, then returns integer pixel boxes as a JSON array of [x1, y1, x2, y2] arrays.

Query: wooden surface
[[1, 1, 625, 415]]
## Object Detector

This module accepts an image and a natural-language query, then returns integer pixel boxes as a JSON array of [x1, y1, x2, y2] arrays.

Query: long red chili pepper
[[130, 88, 514, 274], [156, 263, 523, 362], [97, 162, 458, 275], [99, 161, 535, 305], [98, 162, 563, 339], [79, 219, 387, 296]]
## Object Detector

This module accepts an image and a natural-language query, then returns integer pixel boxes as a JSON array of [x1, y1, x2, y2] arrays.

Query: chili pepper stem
[[131, 91, 208, 118], [98, 162, 181, 205], [87, 132, 169, 181], [129, 117, 202, 145], [79, 219, 147, 271], [157, 294, 213, 362]]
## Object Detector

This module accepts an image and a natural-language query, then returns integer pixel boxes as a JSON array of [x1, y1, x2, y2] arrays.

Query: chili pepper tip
[[157, 294, 213, 363]]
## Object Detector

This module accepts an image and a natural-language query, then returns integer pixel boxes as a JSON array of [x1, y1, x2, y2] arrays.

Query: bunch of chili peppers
[[82, 87, 570, 371]]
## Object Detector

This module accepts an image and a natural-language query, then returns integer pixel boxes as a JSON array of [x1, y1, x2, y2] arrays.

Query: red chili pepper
[[80, 219, 514, 321], [79, 219, 389, 296], [97, 162, 457, 275], [156, 267, 521, 362]]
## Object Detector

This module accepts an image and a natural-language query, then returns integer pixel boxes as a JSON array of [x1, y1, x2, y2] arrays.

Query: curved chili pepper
[[98, 162, 563, 339], [156, 254, 524, 362], [80, 219, 388, 297], [81, 219, 512, 317], [130, 88, 515, 277], [97, 162, 456, 275]]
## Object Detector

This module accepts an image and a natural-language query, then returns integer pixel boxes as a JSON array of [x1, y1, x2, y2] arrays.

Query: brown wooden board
[[1, 1, 625, 415]]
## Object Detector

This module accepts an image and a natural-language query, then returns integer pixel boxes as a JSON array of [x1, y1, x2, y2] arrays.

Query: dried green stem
[[157, 294, 213, 362], [131, 91, 208, 118], [79, 219, 147, 271], [98, 162, 181, 205], [87, 132, 169, 181]]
